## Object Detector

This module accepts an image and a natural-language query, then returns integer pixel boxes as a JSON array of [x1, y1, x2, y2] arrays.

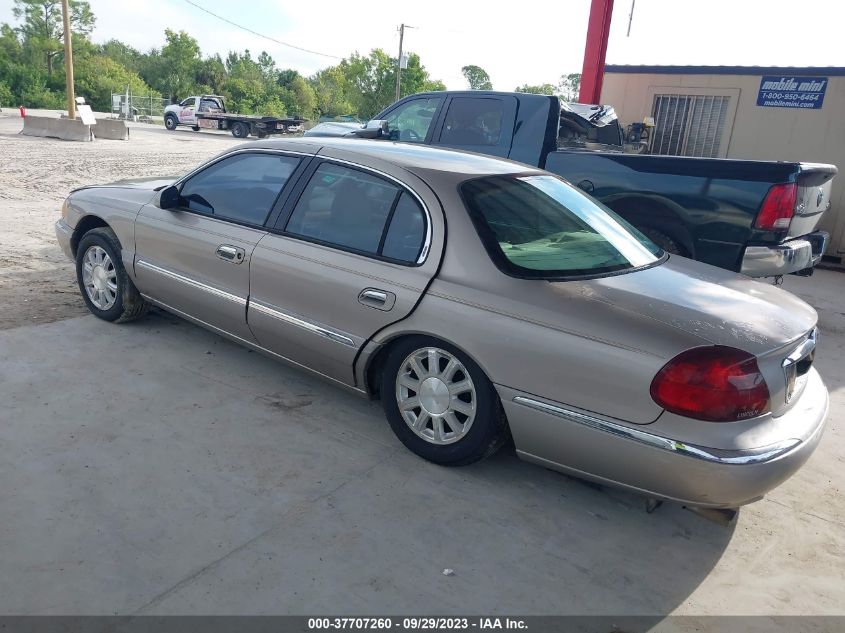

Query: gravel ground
[[0, 110, 240, 330]]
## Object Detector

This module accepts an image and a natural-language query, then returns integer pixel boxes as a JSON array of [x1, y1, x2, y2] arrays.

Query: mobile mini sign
[[756, 76, 828, 109]]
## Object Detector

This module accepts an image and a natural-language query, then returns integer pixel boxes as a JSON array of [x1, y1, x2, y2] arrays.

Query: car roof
[[241, 138, 538, 178]]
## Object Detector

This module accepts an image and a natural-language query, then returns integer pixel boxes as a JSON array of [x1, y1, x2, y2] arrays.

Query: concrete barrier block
[[21, 115, 93, 142], [92, 119, 129, 140]]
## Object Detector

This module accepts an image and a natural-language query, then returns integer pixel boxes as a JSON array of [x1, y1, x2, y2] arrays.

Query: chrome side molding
[[250, 300, 355, 347], [512, 396, 801, 465], [136, 259, 246, 306]]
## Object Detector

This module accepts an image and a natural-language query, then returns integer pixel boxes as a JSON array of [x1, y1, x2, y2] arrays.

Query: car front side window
[[178, 153, 300, 225], [383, 97, 443, 143]]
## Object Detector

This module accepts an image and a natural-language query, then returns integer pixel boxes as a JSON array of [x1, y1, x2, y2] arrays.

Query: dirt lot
[[0, 110, 240, 330], [0, 114, 843, 623]]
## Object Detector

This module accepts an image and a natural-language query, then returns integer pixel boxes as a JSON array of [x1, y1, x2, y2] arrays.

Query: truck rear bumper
[[740, 231, 829, 277]]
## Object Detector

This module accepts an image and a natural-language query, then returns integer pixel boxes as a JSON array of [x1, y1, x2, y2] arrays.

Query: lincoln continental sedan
[[55, 138, 829, 509]]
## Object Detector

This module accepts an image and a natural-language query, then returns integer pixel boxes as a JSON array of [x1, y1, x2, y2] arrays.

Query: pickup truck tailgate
[[789, 163, 837, 238]]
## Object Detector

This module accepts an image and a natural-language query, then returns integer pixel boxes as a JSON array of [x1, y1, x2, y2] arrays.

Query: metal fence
[[110, 92, 171, 122]]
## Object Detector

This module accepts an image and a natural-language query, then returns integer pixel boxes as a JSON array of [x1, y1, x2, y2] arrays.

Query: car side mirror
[[351, 119, 389, 139], [159, 185, 181, 209]]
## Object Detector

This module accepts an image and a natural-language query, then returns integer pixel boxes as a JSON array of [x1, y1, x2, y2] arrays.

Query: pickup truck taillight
[[754, 182, 797, 231], [650, 346, 770, 422]]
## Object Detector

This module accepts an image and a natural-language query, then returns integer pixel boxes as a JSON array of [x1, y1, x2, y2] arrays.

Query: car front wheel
[[76, 227, 150, 323], [164, 114, 178, 130], [380, 337, 507, 466]]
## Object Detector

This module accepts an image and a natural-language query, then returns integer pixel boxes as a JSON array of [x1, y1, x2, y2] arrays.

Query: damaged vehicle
[[56, 138, 828, 509], [306, 91, 837, 279]]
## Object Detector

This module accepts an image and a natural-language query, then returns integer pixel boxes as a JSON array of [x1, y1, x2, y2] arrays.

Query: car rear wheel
[[76, 227, 150, 323], [164, 114, 178, 131], [231, 122, 249, 138], [380, 337, 507, 466]]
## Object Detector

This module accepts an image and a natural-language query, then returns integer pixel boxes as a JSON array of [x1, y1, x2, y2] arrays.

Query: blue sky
[[1, 0, 843, 91]]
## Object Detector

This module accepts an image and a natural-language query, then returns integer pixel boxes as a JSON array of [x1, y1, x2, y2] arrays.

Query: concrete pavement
[[0, 272, 843, 618]]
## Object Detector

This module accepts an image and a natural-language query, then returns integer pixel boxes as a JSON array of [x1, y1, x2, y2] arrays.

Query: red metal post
[[579, 0, 614, 104]]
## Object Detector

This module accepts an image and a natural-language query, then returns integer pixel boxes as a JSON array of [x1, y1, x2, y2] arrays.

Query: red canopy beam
[[578, 0, 614, 104]]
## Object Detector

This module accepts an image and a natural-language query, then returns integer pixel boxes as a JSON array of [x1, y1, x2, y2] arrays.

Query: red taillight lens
[[754, 182, 796, 231], [650, 346, 770, 422]]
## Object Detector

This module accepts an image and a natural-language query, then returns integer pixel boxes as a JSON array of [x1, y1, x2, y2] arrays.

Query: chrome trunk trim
[[512, 396, 801, 465]]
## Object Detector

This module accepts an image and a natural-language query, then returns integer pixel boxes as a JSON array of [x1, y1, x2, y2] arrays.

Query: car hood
[[69, 177, 179, 209], [303, 121, 362, 137], [562, 256, 817, 356], [72, 176, 177, 193]]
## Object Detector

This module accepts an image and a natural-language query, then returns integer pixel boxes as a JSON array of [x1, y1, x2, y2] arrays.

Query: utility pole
[[627, 0, 636, 36], [61, 0, 76, 119], [394, 24, 414, 101]]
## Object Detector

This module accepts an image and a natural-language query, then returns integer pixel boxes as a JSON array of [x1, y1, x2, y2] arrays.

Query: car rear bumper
[[498, 368, 828, 508], [55, 218, 74, 260], [740, 231, 829, 277]]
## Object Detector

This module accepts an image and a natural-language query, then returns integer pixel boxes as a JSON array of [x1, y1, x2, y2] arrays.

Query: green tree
[[461, 64, 492, 90], [99, 39, 142, 74], [515, 83, 557, 96], [0, 80, 14, 108], [196, 53, 226, 95], [12, 0, 94, 76], [309, 65, 353, 118], [558, 73, 581, 101], [153, 29, 200, 101], [75, 54, 158, 112]]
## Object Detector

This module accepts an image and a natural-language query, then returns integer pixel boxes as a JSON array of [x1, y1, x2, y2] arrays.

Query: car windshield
[[461, 174, 663, 279]]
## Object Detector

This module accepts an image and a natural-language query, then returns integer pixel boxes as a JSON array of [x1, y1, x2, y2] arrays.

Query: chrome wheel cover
[[396, 347, 477, 445], [81, 245, 118, 310]]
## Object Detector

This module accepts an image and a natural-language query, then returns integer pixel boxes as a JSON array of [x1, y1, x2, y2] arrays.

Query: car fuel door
[[247, 156, 444, 387]]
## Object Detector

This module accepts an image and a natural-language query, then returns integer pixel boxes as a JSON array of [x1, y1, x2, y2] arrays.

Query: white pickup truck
[[163, 95, 305, 138]]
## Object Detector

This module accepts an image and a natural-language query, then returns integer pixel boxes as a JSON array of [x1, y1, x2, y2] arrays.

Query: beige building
[[601, 65, 845, 263]]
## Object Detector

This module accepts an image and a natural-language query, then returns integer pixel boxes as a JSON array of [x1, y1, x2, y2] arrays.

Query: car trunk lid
[[569, 255, 817, 354]]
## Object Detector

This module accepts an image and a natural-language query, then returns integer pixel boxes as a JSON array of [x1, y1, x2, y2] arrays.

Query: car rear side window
[[179, 153, 300, 225], [285, 163, 426, 263], [461, 174, 663, 279], [439, 98, 505, 146], [381, 193, 426, 262]]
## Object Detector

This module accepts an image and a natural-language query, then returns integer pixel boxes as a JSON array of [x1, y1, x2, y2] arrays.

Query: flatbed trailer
[[195, 112, 306, 139]]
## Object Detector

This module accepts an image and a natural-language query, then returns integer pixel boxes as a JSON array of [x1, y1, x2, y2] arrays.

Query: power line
[[178, 0, 343, 60]]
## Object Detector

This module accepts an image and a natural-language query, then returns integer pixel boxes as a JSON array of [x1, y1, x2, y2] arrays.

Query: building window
[[650, 94, 730, 158]]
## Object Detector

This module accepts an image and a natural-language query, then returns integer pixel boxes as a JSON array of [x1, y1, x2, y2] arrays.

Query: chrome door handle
[[216, 244, 245, 264], [361, 289, 387, 303], [358, 288, 395, 311]]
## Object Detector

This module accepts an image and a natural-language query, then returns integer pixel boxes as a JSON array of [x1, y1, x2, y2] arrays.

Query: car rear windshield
[[460, 175, 663, 279]]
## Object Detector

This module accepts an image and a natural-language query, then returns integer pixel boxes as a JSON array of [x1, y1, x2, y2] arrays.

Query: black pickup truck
[[305, 91, 836, 278]]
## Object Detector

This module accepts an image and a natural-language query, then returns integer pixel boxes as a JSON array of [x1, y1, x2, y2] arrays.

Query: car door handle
[[216, 244, 245, 264], [358, 288, 395, 311]]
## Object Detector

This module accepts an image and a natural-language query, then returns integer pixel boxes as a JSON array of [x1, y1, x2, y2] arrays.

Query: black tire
[[191, 125, 200, 131], [164, 114, 178, 131], [641, 227, 687, 256], [380, 336, 508, 466], [75, 227, 150, 323], [231, 122, 249, 138]]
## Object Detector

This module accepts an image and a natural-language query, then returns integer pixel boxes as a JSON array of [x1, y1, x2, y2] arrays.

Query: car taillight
[[650, 346, 770, 422], [754, 182, 796, 231]]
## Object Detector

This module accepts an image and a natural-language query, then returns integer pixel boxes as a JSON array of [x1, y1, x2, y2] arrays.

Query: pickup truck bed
[[545, 151, 835, 274]]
